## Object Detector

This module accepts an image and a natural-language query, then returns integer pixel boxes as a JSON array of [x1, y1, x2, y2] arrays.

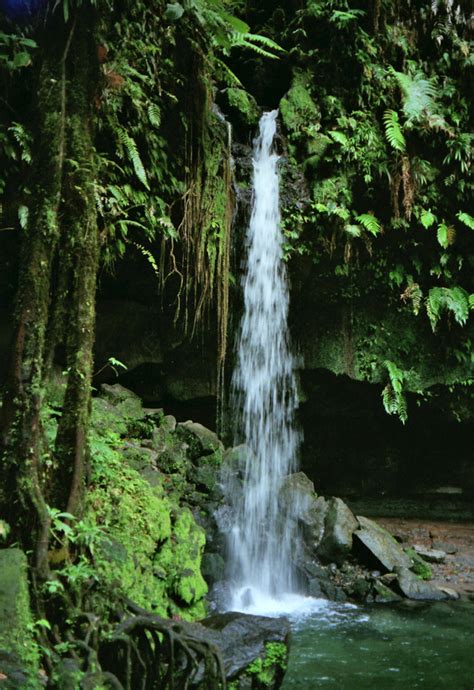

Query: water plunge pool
[[281, 599, 474, 689]]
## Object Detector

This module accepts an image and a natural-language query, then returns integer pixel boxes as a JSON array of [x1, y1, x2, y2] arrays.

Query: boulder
[[395, 567, 458, 601], [373, 580, 402, 604], [200, 553, 226, 586], [190, 611, 290, 687], [432, 541, 457, 554], [300, 496, 328, 553], [121, 442, 158, 471], [279, 472, 316, 515], [354, 516, 412, 571], [177, 421, 223, 458], [0, 549, 39, 688], [413, 544, 446, 563], [317, 497, 358, 565]]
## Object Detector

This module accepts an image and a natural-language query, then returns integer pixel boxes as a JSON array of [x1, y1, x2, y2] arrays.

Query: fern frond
[[383, 110, 406, 152], [389, 67, 439, 123], [457, 211, 474, 229], [382, 360, 408, 423], [344, 224, 362, 237], [131, 241, 159, 278], [230, 33, 285, 59], [427, 286, 470, 331], [147, 103, 161, 128], [329, 130, 349, 146], [117, 128, 149, 190], [356, 213, 382, 236]]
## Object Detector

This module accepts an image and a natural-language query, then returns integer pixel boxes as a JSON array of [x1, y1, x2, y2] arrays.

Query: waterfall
[[226, 110, 301, 611]]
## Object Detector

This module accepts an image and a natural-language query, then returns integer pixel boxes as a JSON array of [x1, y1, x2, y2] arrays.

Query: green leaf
[[420, 209, 436, 229], [457, 211, 474, 229], [13, 51, 31, 68], [437, 223, 449, 249]]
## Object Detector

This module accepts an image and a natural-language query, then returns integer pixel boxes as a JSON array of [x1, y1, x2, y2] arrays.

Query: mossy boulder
[[226, 88, 260, 126], [280, 71, 319, 138], [177, 421, 223, 458], [0, 549, 39, 689]]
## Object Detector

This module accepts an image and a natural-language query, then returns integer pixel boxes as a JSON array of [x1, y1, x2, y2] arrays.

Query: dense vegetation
[[0, 0, 472, 686]]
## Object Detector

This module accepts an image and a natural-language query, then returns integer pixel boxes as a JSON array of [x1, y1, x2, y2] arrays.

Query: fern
[[131, 241, 159, 278], [383, 109, 406, 152], [147, 103, 161, 128], [329, 131, 349, 146], [330, 9, 366, 26], [427, 286, 470, 331], [382, 360, 407, 424], [389, 67, 439, 123], [355, 213, 382, 236], [230, 32, 285, 59], [457, 211, 474, 229], [344, 223, 362, 237], [117, 128, 149, 190], [8, 122, 32, 163], [437, 222, 455, 248], [419, 208, 436, 229]]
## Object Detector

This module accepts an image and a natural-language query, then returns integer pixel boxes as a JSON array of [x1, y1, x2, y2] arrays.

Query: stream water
[[281, 599, 474, 689]]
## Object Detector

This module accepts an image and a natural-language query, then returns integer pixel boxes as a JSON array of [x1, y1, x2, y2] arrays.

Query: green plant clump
[[246, 641, 288, 687]]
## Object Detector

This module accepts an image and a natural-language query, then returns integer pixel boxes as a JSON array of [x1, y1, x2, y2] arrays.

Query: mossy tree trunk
[[0, 8, 99, 579]]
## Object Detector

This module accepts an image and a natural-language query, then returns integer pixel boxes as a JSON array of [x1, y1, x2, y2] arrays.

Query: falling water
[[227, 110, 301, 612]]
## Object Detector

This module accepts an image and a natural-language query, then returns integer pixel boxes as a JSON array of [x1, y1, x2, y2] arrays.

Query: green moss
[[0, 549, 40, 688], [154, 508, 208, 619], [226, 87, 260, 125], [405, 548, 433, 580], [83, 391, 210, 620], [246, 641, 288, 687], [280, 71, 319, 136]]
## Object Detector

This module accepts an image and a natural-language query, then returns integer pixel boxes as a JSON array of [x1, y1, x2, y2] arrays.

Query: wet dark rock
[[317, 497, 358, 565], [192, 611, 291, 687], [201, 553, 226, 586]]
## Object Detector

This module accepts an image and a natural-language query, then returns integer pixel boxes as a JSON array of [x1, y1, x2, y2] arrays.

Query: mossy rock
[[226, 88, 260, 126], [280, 71, 319, 137], [154, 508, 207, 616], [0, 549, 39, 689], [404, 548, 433, 580]]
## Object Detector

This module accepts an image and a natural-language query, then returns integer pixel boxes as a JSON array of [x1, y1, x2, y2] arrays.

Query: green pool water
[[281, 599, 474, 690]]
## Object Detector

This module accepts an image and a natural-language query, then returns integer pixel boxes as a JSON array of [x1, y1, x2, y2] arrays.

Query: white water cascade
[[226, 110, 304, 614]]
